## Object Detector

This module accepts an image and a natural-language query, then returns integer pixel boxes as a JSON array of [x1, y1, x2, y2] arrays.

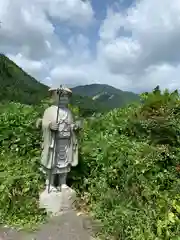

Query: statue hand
[[49, 122, 59, 131], [71, 123, 78, 131], [75, 120, 83, 129]]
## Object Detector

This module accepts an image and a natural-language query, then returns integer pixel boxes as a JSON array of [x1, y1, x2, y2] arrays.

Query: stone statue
[[37, 86, 81, 194]]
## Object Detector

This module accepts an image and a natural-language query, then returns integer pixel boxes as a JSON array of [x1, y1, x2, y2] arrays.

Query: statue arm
[[69, 109, 83, 131], [75, 119, 83, 129], [71, 120, 83, 132], [43, 107, 59, 131]]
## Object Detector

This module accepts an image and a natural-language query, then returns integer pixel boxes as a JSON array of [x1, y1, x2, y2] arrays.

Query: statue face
[[59, 95, 69, 105], [51, 91, 70, 105]]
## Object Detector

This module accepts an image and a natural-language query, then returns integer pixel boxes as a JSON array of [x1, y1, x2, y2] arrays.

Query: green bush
[[0, 102, 46, 228], [1, 87, 180, 239], [78, 89, 180, 239]]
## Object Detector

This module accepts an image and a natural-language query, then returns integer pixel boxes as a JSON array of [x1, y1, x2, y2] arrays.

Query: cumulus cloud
[[50, 65, 89, 87], [0, 0, 93, 56], [42, 0, 94, 27], [0, 1, 54, 59], [7, 53, 45, 79], [98, 0, 180, 91], [0, 0, 180, 92]]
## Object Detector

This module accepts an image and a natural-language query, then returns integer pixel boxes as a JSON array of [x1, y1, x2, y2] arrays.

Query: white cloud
[[101, 38, 142, 74], [0, 0, 94, 58], [42, 0, 94, 27], [50, 65, 89, 87], [137, 64, 180, 92], [1, 0, 180, 93], [97, 0, 180, 91], [7, 53, 46, 80]]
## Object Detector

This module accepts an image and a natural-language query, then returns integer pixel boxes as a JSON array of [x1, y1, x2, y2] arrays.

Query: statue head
[[49, 87, 72, 106]]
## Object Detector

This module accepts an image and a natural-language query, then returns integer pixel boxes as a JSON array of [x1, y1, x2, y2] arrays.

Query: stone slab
[[39, 185, 76, 215]]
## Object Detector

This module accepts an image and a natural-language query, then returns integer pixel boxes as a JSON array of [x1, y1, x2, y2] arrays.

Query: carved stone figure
[[37, 86, 81, 193]]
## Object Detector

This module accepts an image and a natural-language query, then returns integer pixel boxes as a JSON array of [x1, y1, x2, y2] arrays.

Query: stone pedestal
[[39, 185, 76, 216]]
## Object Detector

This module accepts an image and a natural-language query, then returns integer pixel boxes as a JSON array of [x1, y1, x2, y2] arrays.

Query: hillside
[[72, 83, 140, 109], [0, 55, 139, 116], [1, 87, 180, 239], [0, 55, 109, 115], [70, 94, 108, 117], [0, 54, 48, 105], [79, 88, 180, 239]]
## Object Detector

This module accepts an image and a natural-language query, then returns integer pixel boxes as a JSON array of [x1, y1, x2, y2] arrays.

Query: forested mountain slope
[[0, 54, 48, 105], [72, 83, 140, 109]]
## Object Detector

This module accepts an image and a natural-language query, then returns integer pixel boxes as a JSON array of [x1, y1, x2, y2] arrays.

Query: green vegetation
[[72, 83, 140, 110], [1, 55, 180, 239], [70, 94, 108, 117], [0, 102, 46, 228], [77, 87, 180, 239], [1, 85, 179, 239]]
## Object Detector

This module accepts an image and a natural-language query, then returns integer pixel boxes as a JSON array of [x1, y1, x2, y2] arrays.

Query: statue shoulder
[[42, 106, 57, 123], [43, 105, 57, 115]]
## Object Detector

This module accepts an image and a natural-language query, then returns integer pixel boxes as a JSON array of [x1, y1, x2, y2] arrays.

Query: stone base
[[39, 185, 76, 216]]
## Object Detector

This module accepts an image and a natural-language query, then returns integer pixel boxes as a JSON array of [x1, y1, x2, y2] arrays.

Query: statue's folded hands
[[71, 120, 83, 131], [71, 123, 78, 131], [49, 121, 59, 131]]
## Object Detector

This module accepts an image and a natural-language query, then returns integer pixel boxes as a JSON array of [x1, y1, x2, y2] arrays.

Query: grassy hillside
[[78, 88, 180, 239], [0, 54, 48, 105], [72, 83, 140, 109], [1, 87, 180, 239]]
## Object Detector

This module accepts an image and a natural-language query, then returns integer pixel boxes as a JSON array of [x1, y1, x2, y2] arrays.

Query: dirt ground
[[0, 210, 99, 240]]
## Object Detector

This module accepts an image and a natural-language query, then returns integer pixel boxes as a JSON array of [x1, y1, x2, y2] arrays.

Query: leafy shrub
[[0, 102, 46, 228], [78, 88, 180, 239], [1, 87, 180, 240]]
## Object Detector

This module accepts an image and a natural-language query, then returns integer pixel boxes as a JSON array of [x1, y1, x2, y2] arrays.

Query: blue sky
[[92, 0, 134, 19], [1, 0, 180, 92], [53, 0, 135, 53]]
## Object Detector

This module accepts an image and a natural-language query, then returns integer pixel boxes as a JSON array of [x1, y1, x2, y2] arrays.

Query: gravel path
[[0, 210, 98, 240]]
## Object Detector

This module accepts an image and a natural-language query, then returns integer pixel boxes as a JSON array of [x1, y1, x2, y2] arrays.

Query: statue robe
[[41, 105, 78, 174]]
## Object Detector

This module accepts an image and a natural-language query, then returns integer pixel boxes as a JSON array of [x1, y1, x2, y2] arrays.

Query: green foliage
[[0, 102, 46, 229], [70, 94, 108, 117], [77, 88, 180, 239], [1, 62, 180, 240]]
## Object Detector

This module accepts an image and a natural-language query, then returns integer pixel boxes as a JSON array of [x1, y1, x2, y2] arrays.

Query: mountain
[[70, 94, 108, 117], [0, 54, 139, 116], [0, 54, 48, 105], [72, 84, 140, 109]]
